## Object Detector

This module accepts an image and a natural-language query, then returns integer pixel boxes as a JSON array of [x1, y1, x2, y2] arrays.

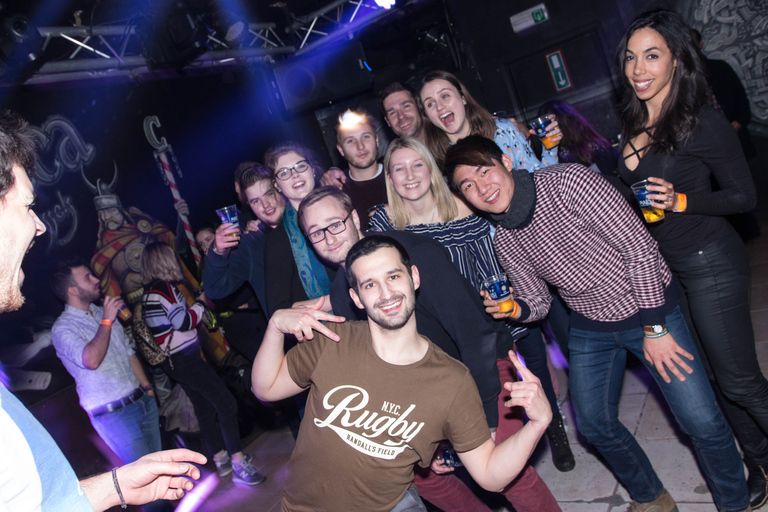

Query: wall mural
[[30, 115, 95, 251], [692, 0, 768, 123], [26, 114, 229, 364]]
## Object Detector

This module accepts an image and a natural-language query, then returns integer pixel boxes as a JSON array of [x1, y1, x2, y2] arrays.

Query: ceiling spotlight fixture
[[374, 0, 396, 10], [0, 14, 44, 82]]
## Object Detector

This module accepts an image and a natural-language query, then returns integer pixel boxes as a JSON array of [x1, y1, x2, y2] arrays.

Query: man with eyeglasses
[[297, 186, 560, 511]]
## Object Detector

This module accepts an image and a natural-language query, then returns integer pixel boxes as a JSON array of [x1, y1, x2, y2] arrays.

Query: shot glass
[[482, 273, 515, 314], [630, 180, 665, 223], [528, 116, 559, 149]]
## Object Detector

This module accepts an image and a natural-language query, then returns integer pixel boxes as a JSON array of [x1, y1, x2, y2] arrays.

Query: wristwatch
[[643, 324, 666, 336]]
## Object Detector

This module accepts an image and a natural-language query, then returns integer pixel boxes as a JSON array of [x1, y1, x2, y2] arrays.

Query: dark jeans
[[569, 306, 748, 509], [670, 228, 768, 467], [161, 343, 241, 457], [516, 325, 559, 416], [543, 289, 571, 360]]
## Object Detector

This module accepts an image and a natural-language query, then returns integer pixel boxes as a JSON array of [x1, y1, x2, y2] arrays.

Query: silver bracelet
[[112, 467, 127, 509], [643, 329, 669, 339]]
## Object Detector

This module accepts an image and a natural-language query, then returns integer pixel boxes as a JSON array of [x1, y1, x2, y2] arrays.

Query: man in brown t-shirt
[[252, 235, 552, 512]]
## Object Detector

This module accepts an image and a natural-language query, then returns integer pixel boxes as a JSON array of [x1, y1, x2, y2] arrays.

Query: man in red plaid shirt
[[444, 135, 750, 512]]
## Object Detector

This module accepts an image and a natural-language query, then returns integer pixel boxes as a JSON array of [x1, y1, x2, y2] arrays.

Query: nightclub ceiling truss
[[18, 0, 395, 86]]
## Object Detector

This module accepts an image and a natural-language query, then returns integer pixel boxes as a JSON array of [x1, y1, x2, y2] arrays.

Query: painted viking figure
[[83, 166, 228, 363]]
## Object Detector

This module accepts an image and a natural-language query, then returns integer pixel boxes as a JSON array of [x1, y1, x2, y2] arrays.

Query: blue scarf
[[283, 203, 332, 299]]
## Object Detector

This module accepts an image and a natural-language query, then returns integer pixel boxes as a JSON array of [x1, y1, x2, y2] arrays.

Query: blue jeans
[[389, 488, 427, 512], [90, 393, 162, 464], [569, 306, 748, 510]]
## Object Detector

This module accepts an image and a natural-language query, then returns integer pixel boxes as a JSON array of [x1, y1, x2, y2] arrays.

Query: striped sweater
[[142, 280, 205, 354]]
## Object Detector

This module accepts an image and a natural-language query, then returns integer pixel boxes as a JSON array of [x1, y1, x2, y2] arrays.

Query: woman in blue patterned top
[[370, 137, 574, 471], [418, 70, 561, 171]]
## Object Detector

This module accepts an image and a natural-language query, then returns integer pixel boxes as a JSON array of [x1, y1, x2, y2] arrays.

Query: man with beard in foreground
[[252, 234, 551, 511]]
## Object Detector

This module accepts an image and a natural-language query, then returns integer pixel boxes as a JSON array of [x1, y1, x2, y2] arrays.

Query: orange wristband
[[673, 193, 687, 212], [509, 300, 520, 319], [100, 319, 112, 327]]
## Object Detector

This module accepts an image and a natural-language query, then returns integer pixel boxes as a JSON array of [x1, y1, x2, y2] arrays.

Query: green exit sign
[[510, 4, 549, 33], [546, 50, 572, 91]]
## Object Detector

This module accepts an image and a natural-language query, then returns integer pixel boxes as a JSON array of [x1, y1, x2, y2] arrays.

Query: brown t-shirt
[[284, 321, 490, 512]]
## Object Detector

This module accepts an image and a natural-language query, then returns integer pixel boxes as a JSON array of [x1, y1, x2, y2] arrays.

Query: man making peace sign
[[252, 234, 552, 512]]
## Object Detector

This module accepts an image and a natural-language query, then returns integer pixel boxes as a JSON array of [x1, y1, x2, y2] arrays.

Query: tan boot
[[626, 488, 678, 512]]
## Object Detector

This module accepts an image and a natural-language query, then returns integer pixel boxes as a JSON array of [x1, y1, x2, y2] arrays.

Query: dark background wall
[[1, 0, 764, 405]]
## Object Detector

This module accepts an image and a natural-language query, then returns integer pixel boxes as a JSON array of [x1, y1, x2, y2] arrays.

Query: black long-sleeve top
[[617, 106, 756, 262], [264, 222, 336, 316], [329, 230, 511, 429]]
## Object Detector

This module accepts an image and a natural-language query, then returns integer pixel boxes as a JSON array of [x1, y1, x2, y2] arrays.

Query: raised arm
[[81, 296, 124, 369], [203, 226, 267, 307], [459, 351, 551, 492], [252, 297, 344, 402]]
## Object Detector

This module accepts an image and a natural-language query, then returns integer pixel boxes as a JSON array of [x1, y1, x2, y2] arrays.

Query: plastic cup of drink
[[482, 273, 514, 313], [117, 304, 132, 322], [216, 205, 240, 236], [528, 116, 559, 150], [630, 180, 665, 223]]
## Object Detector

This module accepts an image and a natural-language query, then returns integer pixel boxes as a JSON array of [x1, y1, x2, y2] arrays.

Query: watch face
[[652, 325, 664, 333]]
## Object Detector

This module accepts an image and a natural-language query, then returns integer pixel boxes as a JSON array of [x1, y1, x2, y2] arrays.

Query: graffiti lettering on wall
[[30, 115, 95, 251], [693, 0, 768, 122], [39, 190, 78, 249]]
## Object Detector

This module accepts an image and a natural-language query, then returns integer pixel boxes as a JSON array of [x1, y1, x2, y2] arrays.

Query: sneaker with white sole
[[214, 452, 232, 477], [232, 455, 266, 486]]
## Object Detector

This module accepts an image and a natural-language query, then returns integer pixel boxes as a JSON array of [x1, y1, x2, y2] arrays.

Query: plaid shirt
[[494, 164, 673, 331]]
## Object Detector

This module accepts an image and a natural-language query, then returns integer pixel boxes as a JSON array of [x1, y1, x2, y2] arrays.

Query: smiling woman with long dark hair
[[616, 9, 765, 509]]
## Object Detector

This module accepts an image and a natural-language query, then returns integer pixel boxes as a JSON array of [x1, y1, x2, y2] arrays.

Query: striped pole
[[143, 116, 202, 265]]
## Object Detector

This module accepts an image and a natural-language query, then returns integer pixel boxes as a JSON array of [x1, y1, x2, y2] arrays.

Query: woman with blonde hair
[[141, 242, 265, 486], [369, 137, 574, 482]]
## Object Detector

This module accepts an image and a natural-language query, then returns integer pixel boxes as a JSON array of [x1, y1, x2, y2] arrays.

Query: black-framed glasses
[[307, 213, 351, 244], [275, 160, 310, 181]]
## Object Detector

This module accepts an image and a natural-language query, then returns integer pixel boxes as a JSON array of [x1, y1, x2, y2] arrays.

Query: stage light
[[0, 14, 44, 82], [140, 5, 210, 70], [375, 0, 396, 9]]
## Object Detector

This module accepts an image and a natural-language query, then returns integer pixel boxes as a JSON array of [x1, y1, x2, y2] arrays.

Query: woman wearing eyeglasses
[[263, 142, 336, 317]]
